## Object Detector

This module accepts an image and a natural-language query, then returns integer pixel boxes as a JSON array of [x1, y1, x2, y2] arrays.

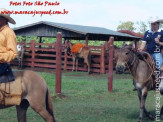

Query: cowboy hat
[[0, 8, 16, 24], [149, 17, 163, 24]]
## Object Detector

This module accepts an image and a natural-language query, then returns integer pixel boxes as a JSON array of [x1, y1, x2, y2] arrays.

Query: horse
[[65, 41, 91, 74], [16, 44, 24, 69], [115, 47, 163, 122], [0, 70, 56, 122]]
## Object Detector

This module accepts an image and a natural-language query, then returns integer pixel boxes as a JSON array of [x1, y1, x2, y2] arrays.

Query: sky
[[1, 0, 163, 31]]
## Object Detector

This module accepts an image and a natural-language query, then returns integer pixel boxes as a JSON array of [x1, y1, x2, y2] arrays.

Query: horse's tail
[[46, 90, 56, 122]]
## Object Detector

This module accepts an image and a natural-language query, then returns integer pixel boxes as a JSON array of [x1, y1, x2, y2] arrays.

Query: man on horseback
[[0, 8, 17, 82], [138, 18, 163, 70]]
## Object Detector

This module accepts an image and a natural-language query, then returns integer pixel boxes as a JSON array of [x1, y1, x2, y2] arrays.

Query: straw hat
[[149, 17, 163, 24], [0, 8, 16, 24]]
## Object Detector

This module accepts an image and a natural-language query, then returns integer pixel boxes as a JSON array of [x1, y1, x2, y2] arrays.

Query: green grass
[[0, 71, 162, 122]]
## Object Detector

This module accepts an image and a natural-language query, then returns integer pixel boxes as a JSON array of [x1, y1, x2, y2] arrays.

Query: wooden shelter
[[13, 21, 141, 93]]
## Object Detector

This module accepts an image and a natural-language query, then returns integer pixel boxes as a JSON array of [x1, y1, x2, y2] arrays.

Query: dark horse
[[115, 47, 163, 122], [65, 41, 91, 74], [0, 70, 56, 122]]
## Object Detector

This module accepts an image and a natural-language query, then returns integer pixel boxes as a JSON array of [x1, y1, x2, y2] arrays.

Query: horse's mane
[[129, 49, 144, 60]]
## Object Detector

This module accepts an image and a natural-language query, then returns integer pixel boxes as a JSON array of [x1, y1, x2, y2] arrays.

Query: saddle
[[0, 64, 22, 106], [0, 74, 22, 105]]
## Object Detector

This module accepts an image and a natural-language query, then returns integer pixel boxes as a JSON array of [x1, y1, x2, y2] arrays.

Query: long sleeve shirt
[[0, 25, 17, 63]]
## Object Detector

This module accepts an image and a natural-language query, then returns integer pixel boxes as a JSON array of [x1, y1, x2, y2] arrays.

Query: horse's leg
[[137, 88, 143, 122], [72, 56, 75, 72], [84, 56, 90, 74], [16, 99, 29, 122], [76, 58, 78, 72], [27, 90, 55, 122], [161, 105, 163, 119], [143, 93, 154, 120], [137, 87, 149, 122], [29, 100, 54, 122]]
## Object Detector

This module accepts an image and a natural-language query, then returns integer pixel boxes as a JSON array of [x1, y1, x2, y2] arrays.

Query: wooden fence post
[[104, 41, 108, 49], [135, 40, 139, 51], [108, 37, 114, 92], [100, 44, 105, 74], [31, 40, 35, 68], [64, 40, 68, 70], [56, 32, 62, 94], [85, 35, 88, 46]]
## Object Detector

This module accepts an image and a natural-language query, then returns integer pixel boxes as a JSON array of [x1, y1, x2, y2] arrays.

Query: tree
[[136, 21, 148, 34], [117, 21, 135, 31], [160, 23, 163, 29]]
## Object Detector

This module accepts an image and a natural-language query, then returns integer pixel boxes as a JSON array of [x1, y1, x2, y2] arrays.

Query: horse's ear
[[122, 44, 132, 50]]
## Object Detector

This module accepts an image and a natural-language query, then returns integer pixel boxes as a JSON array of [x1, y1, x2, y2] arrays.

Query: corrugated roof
[[13, 21, 140, 40]]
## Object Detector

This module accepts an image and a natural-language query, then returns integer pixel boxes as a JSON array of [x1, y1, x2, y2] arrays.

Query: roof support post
[[56, 32, 62, 94], [134, 40, 139, 51], [64, 39, 68, 71], [85, 35, 89, 46]]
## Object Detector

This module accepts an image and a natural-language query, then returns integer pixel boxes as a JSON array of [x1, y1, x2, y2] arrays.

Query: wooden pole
[[85, 35, 88, 46], [39, 36, 42, 48], [55, 32, 62, 94], [31, 40, 35, 68], [135, 40, 139, 51], [100, 44, 105, 74], [108, 37, 114, 92], [64, 40, 68, 70]]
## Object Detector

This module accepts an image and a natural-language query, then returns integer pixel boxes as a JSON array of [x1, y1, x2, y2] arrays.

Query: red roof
[[118, 30, 143, 38]]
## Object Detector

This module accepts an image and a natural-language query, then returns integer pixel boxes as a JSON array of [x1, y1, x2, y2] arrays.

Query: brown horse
[[115, 47, 162, 122], [65, 41, 91, 74], [0, 70, 56, 122]]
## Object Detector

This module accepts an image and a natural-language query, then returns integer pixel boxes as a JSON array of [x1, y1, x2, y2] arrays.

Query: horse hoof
[[149, 114, 155, 121], [137, 117, 142, 122], [161, 115, 163, 119]]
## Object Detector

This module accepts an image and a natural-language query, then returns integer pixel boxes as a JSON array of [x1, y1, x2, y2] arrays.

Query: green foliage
[[117, 21, 136, 31], [136, 21, 148, 34], [17, 36, 130, 47]]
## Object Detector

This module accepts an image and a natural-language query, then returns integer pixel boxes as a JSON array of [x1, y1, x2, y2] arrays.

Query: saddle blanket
[[0, 74, 22, 106], [71, 43, 85, 53]]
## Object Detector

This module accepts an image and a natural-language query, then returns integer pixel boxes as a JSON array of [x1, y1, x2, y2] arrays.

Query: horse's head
[[17, 44, 22, 52], [64, 41, 73, 56], [115, 47, 134, 74]]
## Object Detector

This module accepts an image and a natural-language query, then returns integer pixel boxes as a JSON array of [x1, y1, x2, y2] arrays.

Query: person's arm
[[0, 33, 17, 63], [138, 41, 147, 52], [158, 41, 163, 46], [156, 31, 163, 46], [138, 31, 148, 52]]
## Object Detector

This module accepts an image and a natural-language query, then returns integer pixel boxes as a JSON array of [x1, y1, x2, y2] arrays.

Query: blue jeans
[[151, 53, 163, 70]]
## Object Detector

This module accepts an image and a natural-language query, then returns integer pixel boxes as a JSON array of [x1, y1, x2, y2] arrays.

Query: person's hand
[[155, 38, 160, 44], [138, 48, 143, 53]]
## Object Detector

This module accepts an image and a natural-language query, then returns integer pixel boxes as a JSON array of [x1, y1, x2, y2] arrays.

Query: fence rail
[[11, 40, 110, 73]]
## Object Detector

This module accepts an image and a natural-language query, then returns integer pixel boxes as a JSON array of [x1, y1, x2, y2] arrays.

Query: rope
[[126, 51, 154, 85]]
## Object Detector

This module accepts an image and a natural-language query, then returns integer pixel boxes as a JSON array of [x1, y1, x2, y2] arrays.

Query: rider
[[0, 8, 17, 80], [138, 18, 163, 71]]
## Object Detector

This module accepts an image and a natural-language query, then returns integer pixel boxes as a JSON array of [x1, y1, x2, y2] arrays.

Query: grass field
[[0, 71, 162, 122]]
